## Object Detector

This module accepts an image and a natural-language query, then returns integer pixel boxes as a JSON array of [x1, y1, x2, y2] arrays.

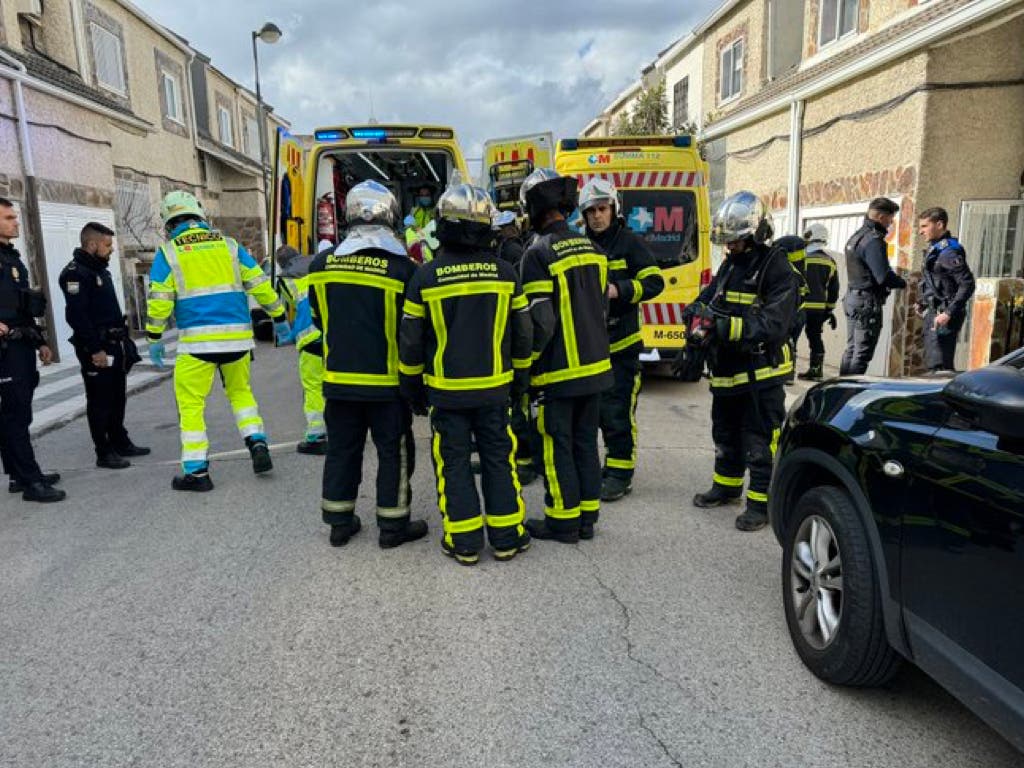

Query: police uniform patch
[[96, 276, 102, 287], [11, 267, 19, 280], [67, 281, 80, 295]]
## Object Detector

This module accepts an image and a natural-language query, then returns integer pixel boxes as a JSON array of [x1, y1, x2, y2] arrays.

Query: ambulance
[[555, 135, 713, 367], [482, 132, 554, 211], [270, 124, 472, 254]]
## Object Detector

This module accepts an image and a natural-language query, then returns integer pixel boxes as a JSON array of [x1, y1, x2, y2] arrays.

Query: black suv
[[768, 348, 1024, 752]]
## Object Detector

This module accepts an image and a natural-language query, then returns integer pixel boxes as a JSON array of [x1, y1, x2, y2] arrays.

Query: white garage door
[[800, 203, 899, 377], [37, 202, 125, 361]]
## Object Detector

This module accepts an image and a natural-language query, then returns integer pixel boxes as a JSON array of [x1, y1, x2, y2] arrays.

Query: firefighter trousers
[[298, 348, 325, 440], [600, 354, 642, 481], [802, 311, 828, 356], [510, 392, 534, 474], [535, 393, 602, 533], [710, 385, 786, 514], [430, 404, 526, 553], [322, 398, 414, 532], [173, 352, 265, 473]]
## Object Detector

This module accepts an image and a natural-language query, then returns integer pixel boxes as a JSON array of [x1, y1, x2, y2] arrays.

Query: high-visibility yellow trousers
[[173, 352, 265, 472], [298, 348, 325, 440]]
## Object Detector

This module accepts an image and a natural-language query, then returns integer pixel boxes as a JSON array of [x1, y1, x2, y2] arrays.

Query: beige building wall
[[703, 0, 767, 121], [716, 108, 790, 202]]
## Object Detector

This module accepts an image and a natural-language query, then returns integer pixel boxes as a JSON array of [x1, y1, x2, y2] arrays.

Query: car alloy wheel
[[790, 514, 843, 650]]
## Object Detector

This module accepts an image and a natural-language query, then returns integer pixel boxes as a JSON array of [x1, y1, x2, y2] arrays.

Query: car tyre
[[782, 485, 902, 686]]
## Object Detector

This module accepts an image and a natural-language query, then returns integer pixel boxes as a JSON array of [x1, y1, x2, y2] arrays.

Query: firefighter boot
[[693, 485, 743, 508], [379, 519, 429, 549], [798, 353, 825, 382], [172, 470, 214, 492], [735, 506, 769, 532], [442, 539, 480, 566], [525, 518, 580, 544], [493, 532, 532, 562], [600, 475, 632, 502], [246, 436, 273, 474], [329, 515, 362, 547]]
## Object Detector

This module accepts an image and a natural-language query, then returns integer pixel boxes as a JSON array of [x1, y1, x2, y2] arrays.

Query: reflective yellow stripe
[[403, 300, 425, 318], [714, 473, 744, 487], [770, 427, 780, 458], [384, 290, 398, 379], [609, 332, 643, 354], [429, 297, 447, 381], [580, 499, 600, 512], [323, 371, 398, 386], [628, 366, 641, 466], [531, 358, 612, 387], [486, 511, 524, 529], [636, 266, 660, 280], [557, 272, 579, 368], [787, 250, 806, 263], [493, 292, 509, 377], [710, 347, 793, 388], [445, 515, 485, 534], [606, 458, 634, 470], [729, 317, 743, 342], [747, 490, 769, 503], [803, 302, 829, 310], [725, 291, 756, 305], [505, 422, 526, 528], [322, 499, 356, 513], [511, 294, 528, 310], [546, 505, 581, 520], [607, 258, 627, 270], [431, 424, 448, 515], [805, 257, 835, 269], [523, 280, 553, 295], [512, 357, 532, 369], [307, 270, 405, 294], [399, 361, 424, 375], [424, 371, 514, 390], [548, 253, 607, 276], [421, 280, 514, 301], [630, 280, 643, 304], [537, 404, 563, 511]]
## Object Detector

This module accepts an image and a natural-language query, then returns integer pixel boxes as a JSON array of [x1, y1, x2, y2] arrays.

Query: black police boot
[[735, 506, 768, 532], [22, 481, 66, 503], [693, 485, 743, 508], [600, 475, 632, 502], [442, 539, 480, 566], [172, 470, 214, 492], [246, 437, 273, 474], [9, 472, 60, 493], [296, 435, 327, 455], [329, 515, 362, 547], [96, 452, 131, 470], [525, 518, 580, 544], [798, 354, 825, 382], [379, 519, 428, 549], [114, 442, 151, 457], [492, 531, 531, 562]]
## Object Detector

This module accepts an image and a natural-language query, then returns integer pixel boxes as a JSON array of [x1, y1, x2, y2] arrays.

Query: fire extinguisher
[[317, 193, 336, 244]]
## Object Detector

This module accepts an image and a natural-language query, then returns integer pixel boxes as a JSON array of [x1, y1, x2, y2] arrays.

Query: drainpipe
[[786, 99, 805, 236], [0, 49, 59, 362]]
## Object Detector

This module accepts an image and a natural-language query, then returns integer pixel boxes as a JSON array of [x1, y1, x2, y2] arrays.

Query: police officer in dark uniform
[[58, 222, 148, 470], [840, 197, 907, 375], [0, 197, 64, 502], [578, 177, 664, 501], [917, 207, 975, 372], [689, 191, 798, 532], [308, 181, 428, 549], [400, 183, 533, 565], [519, 168, 612, 543]]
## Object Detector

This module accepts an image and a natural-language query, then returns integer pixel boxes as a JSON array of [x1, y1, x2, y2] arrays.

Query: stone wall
[[0, 172, 25, 201], [211, 216, 266, 261], [37, 178, 114, 209]]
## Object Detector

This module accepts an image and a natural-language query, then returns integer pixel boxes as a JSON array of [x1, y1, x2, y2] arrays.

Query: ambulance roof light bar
[[559, 135, 692, 151]]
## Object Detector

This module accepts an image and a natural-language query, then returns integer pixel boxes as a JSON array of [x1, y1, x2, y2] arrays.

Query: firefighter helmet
[[578, 177, 621, 217], [519, 168, 578, 226], [803, 222, 829, 244], [345, 180, 401, 227], [435, 182, 497, 249], [710, 191, 773, 245]]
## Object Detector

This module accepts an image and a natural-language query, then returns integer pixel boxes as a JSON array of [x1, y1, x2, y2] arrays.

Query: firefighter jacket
[[59, 248, 125, 354], [0, 242, 45, 341], [398, 244, 532, 409], [279, 275, 322, 353], [146, 221, 285, 354], [496, 236, 524, 268], [803, 243, 840, 313], [920, 233, 975, 319], [521, 219, 612, 398], [695, 242, 798, 394], [773, 235, 810, 311], [845, 218, 906, 298], [308, 225, 418, 401], [588, 220, 665, 357]]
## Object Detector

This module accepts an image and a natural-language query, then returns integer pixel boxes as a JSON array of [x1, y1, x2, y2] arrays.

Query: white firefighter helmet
[[578, 177, 621, 216], [710, 190, 773, 245], [345, 180, 400, 227], [803, 222, 829, 244]]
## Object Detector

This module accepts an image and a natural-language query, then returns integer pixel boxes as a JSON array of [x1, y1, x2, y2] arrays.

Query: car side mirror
[[942, 364, 1024, 441]]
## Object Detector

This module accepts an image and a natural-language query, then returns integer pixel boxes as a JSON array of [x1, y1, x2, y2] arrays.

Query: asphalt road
[[1, 345, 1019, 767]]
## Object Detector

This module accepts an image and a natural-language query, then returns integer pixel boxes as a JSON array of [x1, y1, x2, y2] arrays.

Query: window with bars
[[672, 77, 689, 128], [114, 178, 160, 248], [720, 39, 743, 102], [90, 22, 126, 95], [161, 70, 183, 124], [818, 0, 860, 48], [218, 105, 234, 147]]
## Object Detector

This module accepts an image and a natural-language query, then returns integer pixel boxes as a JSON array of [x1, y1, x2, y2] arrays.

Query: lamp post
[[251, 21, 281, 272]]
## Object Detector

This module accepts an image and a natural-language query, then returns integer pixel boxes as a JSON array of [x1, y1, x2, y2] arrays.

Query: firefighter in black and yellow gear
[[772, 233, 809, 385], [797, 223, 840, 380], [308, 180, 428, 549], [519, 168, 612, 543], [399, 183, 534, 566], [690, 191, 798, 532], [579, 178, 664, 502]]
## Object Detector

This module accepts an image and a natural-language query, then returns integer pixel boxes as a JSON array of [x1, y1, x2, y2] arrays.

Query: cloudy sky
[[133, 0, 719, 163]]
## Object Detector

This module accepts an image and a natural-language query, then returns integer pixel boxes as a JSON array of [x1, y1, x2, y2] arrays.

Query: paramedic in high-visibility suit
[[146, 191, 290, 491]]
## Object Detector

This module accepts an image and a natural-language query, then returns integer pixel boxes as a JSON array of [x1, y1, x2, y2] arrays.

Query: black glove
[[510, 369, 530, 403], [826, 312, 838, 330], [681, 301, 704, 324], [670, 348, 688, 379], [400, 377, 429, 416]]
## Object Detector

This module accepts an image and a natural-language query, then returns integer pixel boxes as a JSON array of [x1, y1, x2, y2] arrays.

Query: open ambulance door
[[269, 127, 308, 261]]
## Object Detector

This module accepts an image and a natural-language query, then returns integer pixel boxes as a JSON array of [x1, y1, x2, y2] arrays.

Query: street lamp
[[251, 21, 281, 273]]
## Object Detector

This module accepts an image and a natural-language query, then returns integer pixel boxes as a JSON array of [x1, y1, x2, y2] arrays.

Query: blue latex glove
[[149, 339, 166, 369], [274, 319, 293, 346]]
